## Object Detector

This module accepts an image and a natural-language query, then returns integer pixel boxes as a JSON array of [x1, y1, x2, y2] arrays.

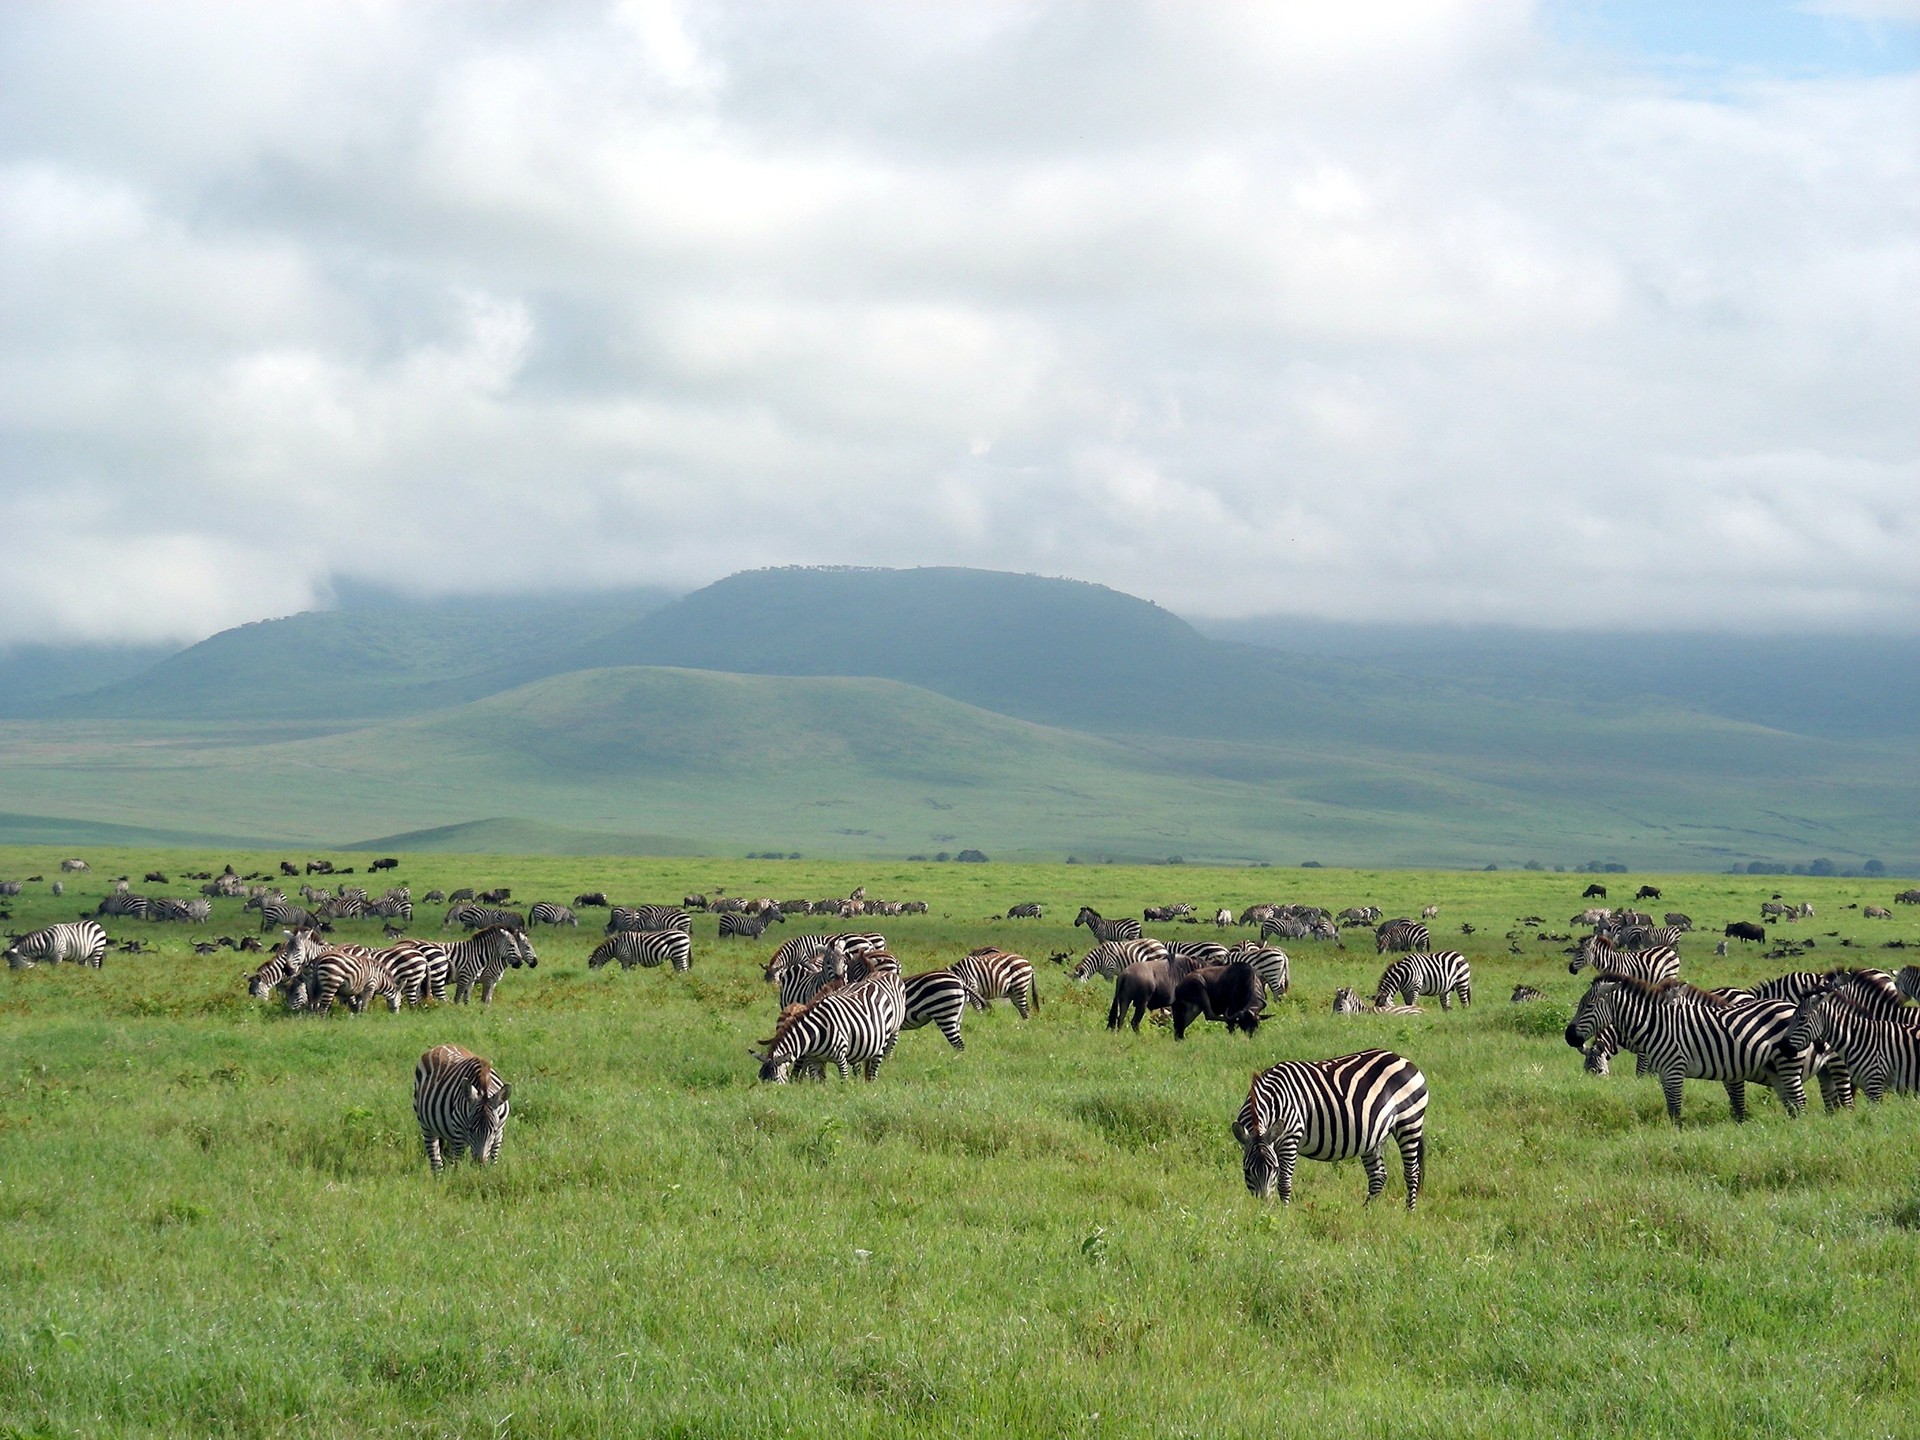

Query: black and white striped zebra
[[719, 911, 782, 940], [371, 897, 414, 925], [413, 1044, 511, 1174], [752, 969, 908, 1082], [258, 895, 317, 933], [1164, 940, 1229, 973], [244, 929, 322, 999], [1233, 1049, 1429, 1208], [1374, 952, 1472, 1011], [444, 925, 535, 1006], [1374, 919, 1429, 954], [1786, 985, 1920, 1104], [1223, 941, 1290, 1001], [1333, 986, 1422, 1016], [588, 930, 693, 974], [444, 904, 524, 932], [383, 939, 451, 1007], [1511, 985, 1548, 1003], [304, 944, 402, 1014], [949, 947, 1039, 1017], [901, 969, 982, 1050], [1565, 974, 1808, 1123], [528, 902, 577, 928], [4, 920, 108, 970], [1071, 938, 1168, 982], [607, 905, 693, 935], [1568, 938, 1680, 981], [315, 896, 368, 922], [1005, 902, 1043, 919], [1074, 907, 1143, 943]]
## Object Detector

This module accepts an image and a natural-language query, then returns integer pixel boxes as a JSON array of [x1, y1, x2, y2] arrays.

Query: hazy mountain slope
[[0, 643, 180, 717], [0, 668, 1909, 869], [56, 587, 678, 720]]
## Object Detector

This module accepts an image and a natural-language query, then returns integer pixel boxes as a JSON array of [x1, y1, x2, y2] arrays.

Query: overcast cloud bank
[[2, 0, 1915, 644]]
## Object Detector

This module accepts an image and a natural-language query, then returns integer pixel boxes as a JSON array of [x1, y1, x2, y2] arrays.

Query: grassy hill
[[0, 666, 1910, 869]]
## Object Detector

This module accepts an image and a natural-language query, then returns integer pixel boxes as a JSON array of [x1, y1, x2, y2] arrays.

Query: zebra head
[[512, 929, 539, 969], [1784, 986, 1838, 1057], [1233, 1078, 1280, 1198], [1332, 986, 1366, 1014], [1565, 978, 1624, 1052], [1568, 934, 1613, 975]]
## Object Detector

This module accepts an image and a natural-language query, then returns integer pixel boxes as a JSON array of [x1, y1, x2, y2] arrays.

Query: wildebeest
[[1635, 885, 1662, 901], [1108, 960, 1176, 1032], [1170, 962, 1264, 1039], [574, 892, 610, 908], [369, 857, 400, 872], [1582, 884, 1607, 900], [1725, 921, 1766, 944]]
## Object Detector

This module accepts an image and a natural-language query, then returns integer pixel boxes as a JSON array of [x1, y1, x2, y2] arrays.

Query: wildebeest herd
[[7, 862, 1919, 1209]]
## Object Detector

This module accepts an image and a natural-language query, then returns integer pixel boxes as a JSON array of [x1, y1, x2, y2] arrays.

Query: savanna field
[[3, 850, 1919, 1439]]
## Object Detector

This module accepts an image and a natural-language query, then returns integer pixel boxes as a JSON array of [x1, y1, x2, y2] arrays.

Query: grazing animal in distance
[[413, 1044, 511, 1173], [1725, 921, 1766, 945], [1582, 884, 1607, 900], [1333, 986, 1422, 1016], [1374, 952, 1472, 1011], [1635, 886, 1662, 901], [5, 920, 109, 970], [1375, 919, 1430, 954], [1511, 985, 1548, 1003], [1234, 1050, 1428, 1208], [589, 930, 693, 975], [1075, 906, 1143, 943], [1005, 902, 1043, 919]]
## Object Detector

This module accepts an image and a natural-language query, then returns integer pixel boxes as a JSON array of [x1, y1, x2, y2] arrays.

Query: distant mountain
[[52, 586, 679, 720], [0, 642, 179, 717], [1198, 616, 1920, 742]]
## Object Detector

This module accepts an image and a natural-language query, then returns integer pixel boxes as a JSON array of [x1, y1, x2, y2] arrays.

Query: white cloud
[[0, 0, 1914, 645]]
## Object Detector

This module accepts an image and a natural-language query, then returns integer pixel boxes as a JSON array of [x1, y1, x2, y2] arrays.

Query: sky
[[1, 0, 1915, 645]]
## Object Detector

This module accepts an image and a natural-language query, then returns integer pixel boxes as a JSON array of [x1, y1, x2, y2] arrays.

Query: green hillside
[[0, 667, 1909, 869]]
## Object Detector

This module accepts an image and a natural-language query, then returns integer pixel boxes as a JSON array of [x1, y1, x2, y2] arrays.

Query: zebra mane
[[759, 1001, 815, 1052], [1593, 972, 1725, 1007]]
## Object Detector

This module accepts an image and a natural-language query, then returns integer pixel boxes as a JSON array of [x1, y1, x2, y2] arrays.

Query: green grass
[[3, 852, 1919, 1436]]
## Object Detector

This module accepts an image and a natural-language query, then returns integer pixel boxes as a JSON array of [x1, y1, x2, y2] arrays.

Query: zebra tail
[[1028, 976, 1040, 1011], [961, 979, 991, 1012]]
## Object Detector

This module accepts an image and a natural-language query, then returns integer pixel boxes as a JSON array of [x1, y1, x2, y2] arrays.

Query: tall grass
[[1, 850, 1917, 1437]]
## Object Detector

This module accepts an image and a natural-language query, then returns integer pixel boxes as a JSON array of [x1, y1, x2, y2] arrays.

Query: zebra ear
[[495, 1083, 511, 1106]]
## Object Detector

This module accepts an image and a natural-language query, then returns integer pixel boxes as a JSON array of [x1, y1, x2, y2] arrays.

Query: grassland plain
[[2, 850, 1919, 1438]]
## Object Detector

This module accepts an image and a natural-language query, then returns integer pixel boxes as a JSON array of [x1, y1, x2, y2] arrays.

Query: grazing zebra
[[901, 969, 981, 1050], [96, 893, 150, 920], [4, 920, 109, 970], [528, 902, 577, 928], [720, 911, 784, 940], [608, 905, 693, 935], [316, 896, 368, 922], [588, 930, 692, 975], [1511, 985, 1548, 1003], [1006, 902, 1044, 919], [1339, 906, 1382, 926], [751, 969, 908, 1082], [244, 929, 324, 999], [1374, 952, 1472, 1011], [949, 947, 1039, 1017], [1222, 942, 1290, 1002], [1071, 938, 1169, 982], [1568, 939, 1680, 982], [1786, 987, 1920, 1104], [1074, 907, 1143, 943], [1897, 966, 1920, 1003], [1333, 986, 1423, 1016], [256, 896, 317, 933], [371, 896, 414, 926], [1164, 940, 1229, 974], [444, 925, 535, 1006], [1565, 975, 1809, 1123], [413, 1044, 511, 1174], [1374, 919, 1430, 954], [304, 944, 402, 1015], [1750, 968, 1902, 1011], [1233, 1049, 1428, 1208]]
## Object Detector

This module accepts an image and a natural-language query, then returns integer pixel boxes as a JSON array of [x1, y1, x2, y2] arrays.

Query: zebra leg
[[1362, 1146, 1388, 1203], [1660, 1069, 1686, 1123], [481, 980, 498, 1004], [1768, 1069, 1806, 1119], [1724, 1080, 1749, 1123], [1458, 984, 1471, 1009], [936, 1015, 964, 1050], [1818, 1062, 1854, 1112], [1398, 1125, 1425, 1211], [833, 1045, 852, 1081], [1274, 1136, 1301, 1205], [1439, 992, 1452, 1012], [454, 980, 472, 1004], [423, 1133, 444, 1174]]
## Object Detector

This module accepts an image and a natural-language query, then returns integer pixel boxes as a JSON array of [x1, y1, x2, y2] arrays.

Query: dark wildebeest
[[1725, 921, 1766, 944], [1582, 884, 1608, 900], [1170, 962, 1265, 1040], [1109, 960, 1177, 1033], [1635, 885, 1662, 902], [574, 892, 610, 908], [370, 857, 400, 872]]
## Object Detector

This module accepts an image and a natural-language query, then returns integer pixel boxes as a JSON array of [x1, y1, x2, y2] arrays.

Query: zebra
[[444, 925, 536, 1005], [304, 944, 402, 1014], [96, 893, 149, 920], [315, 896, 367, 922], [1750, 968, 1902, 1011], [1374, 919, 1429, 954], [244, 929, 323, 999], [949, 947, 1038, 1017], [380, 939, 451, 1007], [1074, 907, 1143, 943], [1260, 915, 1313, 942], [1223, 941, 1290, 1001], [900, 969, 981, 1050], [4, 920, 108, 970], [1568, 939, 1680, 982], [1164, 940, 1229, 973], [1374, 952, 1472, 1011], [1333, 986, 1423, 1016], [1005, 902, 1043, 919], [751, 969, 908, 1082], [413, 1044, 511, 1174], [257, 896, 316, 933], [588, 930, 693, 975], [1786, 987, 1920, 1104], [1511, 985, 1548, 1003], [1233, 1049, 1428, 1208], [1564, 974, 1810, 1123], [371, 897, 414, 926], [1071, 938, 1169, 982], [608, 905, 693, 935], [1898, 966, 1920, 1003], [446, 903, 524, 931], [528, 902, 578, 928], [719, 912, 781, 940]]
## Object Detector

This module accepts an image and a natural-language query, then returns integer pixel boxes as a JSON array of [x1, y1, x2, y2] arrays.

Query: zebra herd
[[243, 925, 535, 1013]]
